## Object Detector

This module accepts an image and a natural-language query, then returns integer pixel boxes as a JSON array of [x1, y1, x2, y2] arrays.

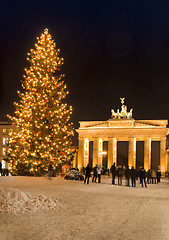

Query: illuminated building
[[76, 98, 169, 175], [0, 122, 16, 169]]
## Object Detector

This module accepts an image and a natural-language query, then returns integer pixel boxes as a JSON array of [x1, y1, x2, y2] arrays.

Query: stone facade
[[76, 119, 169, 174]]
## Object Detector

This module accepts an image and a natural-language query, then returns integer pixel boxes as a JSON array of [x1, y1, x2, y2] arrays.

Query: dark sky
[[1, 0, 169, 129]]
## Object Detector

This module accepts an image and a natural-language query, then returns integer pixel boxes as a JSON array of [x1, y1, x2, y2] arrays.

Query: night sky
[[1, 0, 169, 131]]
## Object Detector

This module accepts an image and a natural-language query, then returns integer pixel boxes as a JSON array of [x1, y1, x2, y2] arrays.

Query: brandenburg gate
[[76, 98, 169, 174]]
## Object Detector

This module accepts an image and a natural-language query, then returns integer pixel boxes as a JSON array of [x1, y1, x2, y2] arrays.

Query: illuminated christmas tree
[[7, 28, 74, 176]]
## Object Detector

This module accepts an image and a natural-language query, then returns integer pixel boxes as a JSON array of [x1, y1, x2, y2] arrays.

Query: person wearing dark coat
[[156, 168, 161, 183], [82, 167, 85, 175], [92, 165, 98, 183], [117, 166, 123, 186], [125, 165, 130, 187], [139, 166, 142, 184], [110, 162, 116, 185], [140, 167, 147, 188], [5, 168, 9, 176], [97, 166, 102, 183], [147, 169, 151, 184], [84, 164, 91, 184], [130, 166, 137, 187]]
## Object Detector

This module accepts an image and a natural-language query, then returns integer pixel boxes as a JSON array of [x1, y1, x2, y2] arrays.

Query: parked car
[[64, 170, 84, 181]]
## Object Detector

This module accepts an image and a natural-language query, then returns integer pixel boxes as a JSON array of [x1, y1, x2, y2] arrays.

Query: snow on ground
[[0, 187, 62, 214], [0, 176, 15, 182], [0, 176, 169, 240]]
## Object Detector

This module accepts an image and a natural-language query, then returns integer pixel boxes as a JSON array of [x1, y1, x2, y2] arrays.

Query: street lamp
[[102, 151, 107, 155]]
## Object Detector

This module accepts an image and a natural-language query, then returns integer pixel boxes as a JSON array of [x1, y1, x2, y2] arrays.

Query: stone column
[[108, 138, 113, 169], [128, 138, 136, 169], [167, 150, 169, 173], [144, 138, 151, 171], [113, 138, 117, 165], [84, 138, 89, 167], [77, 138, 84, 170], [72, 149, 77, 168], [108, 138, 117, 169], [160, 138, 167, 175], [93, 138, 102, 167]]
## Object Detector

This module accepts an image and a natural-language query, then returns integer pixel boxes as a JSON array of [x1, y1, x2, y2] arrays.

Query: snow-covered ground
[[0, 176, 169, 240]]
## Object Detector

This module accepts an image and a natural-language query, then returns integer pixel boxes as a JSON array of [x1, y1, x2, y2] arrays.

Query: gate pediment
[[78, 119, 168, 130]]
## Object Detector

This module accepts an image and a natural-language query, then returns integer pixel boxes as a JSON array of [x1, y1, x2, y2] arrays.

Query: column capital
[[129, 137, 137, 140], [160, 137, 166, 141], [145, 137, 151, 141]]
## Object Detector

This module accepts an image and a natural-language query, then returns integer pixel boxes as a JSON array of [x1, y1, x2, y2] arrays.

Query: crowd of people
[[0, 160, 163, 187], [84, 163, 162, 188], [84, 164, 103, 184]]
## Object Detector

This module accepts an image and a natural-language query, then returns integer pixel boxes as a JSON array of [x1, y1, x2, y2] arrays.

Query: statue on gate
[[111, 98, 133, 119]]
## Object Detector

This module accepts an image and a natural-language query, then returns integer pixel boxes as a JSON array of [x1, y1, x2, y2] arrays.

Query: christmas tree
[[7, 28, 74, 176]]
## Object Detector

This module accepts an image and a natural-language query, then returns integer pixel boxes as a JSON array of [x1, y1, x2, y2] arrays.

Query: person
[[151, 169, 156, 184], [82, 167, 85, 175], [135, 169, 139, 181], [117, 165, 123, 186], [165, 171, 168, 178], [156, 166, 161, 183], [140, 167, 147, 188], [5, 168, 9, 176], [139, 166, 142, 184], [48, 162, 53, 180], [130, 166, 136, 187], [84, 164, 91, 184], [147, 169, 151, 184], [110, 162, 116, 185], [92, 165, 98, 183], [125, 165, 130, 187], [102, 166, 106, 175], [97, 164, 102, 183]]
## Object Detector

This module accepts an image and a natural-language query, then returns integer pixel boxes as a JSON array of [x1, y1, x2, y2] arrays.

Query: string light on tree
[[6, 29, 74, 176]]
